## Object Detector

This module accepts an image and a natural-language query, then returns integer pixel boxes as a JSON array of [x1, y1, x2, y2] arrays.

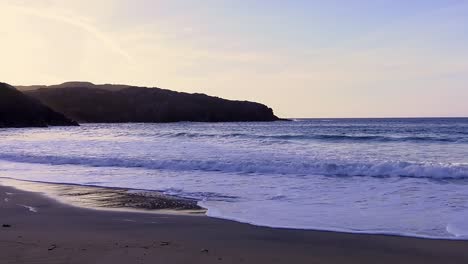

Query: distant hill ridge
[[17, 81, 130, 92], [0, 82, 78, 128], [20, 82, 281, 123]]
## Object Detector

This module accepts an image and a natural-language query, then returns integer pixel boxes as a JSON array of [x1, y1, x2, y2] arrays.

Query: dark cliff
[[23, 83, 280, 123], [0, 82, 78, 128]]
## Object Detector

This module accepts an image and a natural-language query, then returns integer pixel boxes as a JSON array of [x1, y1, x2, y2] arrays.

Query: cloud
[[4, 3, 133, 62]]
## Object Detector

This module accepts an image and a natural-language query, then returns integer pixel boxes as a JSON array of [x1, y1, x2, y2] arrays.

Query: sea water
[[0, 118, 467, 239]]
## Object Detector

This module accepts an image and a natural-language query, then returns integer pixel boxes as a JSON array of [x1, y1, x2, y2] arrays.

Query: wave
[[143, 131, 466, 143], [200, 202, 468, 241], [266, 134, 463, 143], [0, 153, 467, 179]]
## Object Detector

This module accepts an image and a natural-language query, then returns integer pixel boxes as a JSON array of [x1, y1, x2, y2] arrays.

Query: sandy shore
[[1, 182, 468, 264]]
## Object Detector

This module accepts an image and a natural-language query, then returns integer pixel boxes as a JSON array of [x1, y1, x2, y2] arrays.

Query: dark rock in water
[[22, 82, 280, 123], [0, 82, 78, 128]]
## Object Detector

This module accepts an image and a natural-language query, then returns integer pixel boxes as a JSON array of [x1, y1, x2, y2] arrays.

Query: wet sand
[[1, 182, 468, 264]]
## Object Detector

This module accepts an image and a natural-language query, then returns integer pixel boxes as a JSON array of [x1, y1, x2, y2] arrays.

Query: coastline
[[1, 180, 468, 263]]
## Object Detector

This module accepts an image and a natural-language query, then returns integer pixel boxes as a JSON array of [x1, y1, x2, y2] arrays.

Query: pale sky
[[1, 0, 467, 118]]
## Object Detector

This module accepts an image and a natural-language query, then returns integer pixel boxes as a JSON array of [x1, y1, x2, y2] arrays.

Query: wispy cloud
[[5, 3, 133, 62]]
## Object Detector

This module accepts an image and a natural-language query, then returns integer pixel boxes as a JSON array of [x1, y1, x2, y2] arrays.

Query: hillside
[[0, 82, 78, 128], [23, 83, 280, 123]]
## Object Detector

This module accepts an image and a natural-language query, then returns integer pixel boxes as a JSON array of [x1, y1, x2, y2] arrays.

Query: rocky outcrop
[[0, 82, 78, 128], [23, 83, 280, 123]]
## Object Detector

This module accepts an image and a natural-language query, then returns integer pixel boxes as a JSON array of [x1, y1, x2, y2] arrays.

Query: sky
[[1, 0, 467, 118]]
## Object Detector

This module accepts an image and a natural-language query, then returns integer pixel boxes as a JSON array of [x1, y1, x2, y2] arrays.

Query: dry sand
[[1, 182, 468, 264]]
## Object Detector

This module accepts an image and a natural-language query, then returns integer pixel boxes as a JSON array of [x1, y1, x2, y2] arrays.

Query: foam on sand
[[447, 216, 468, 238], [18, 204, 38, 213]]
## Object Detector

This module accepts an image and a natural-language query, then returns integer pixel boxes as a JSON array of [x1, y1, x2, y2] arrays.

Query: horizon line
[[288, 117, 468, 119]]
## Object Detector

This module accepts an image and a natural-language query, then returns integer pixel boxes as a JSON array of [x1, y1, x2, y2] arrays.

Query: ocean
[[0, 118, 467, 239]]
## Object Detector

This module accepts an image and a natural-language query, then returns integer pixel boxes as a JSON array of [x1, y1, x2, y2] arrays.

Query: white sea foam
[[446, 214, 468, 238], [0, 153, 466, 179], [18, 204, 38, 213]]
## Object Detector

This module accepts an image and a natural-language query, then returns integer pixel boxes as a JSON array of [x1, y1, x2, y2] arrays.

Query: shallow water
[[0, 118, 467, 239]]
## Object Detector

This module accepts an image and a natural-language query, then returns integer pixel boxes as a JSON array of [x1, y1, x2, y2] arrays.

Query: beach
[[1, 181, 468, 264], [2, 0, 467, 262]]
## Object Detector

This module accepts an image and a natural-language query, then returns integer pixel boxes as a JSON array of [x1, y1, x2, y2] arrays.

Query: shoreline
[[1, 177, 466, 242], [0, 178, 205, 214], [1, 180, 468, 263]]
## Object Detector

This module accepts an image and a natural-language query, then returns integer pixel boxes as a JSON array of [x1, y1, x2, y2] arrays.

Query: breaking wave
[[0, 153, 466, 179], [143, 132, 467, 143]]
